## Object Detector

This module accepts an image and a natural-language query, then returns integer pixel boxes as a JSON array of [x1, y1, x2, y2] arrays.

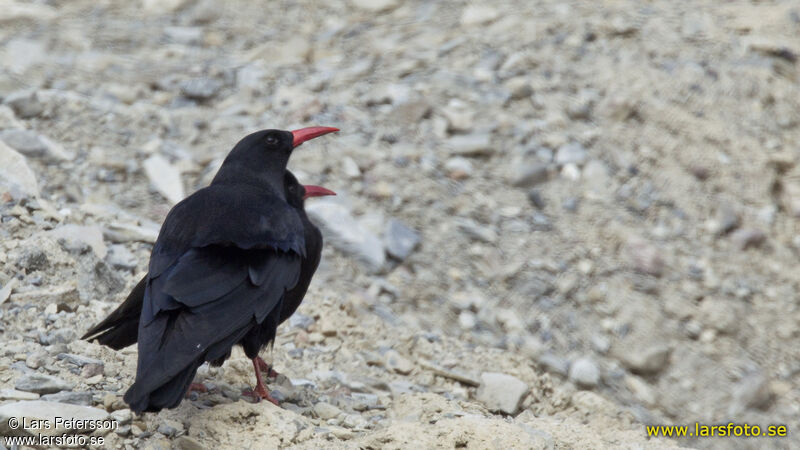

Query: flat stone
[[0, 400, 108, 436], [143, 154, 185, 205], [15, 373, 74, 394], [180, 77, 223, 101], [350, 0, 400, 12], [383, 219, 420, 261], [306, 201, 386, 273], [0, 140, 39, 199], [446, 133, 493, 157], [0, 129, 72, 160], [383, 349, 415, 375], [39, 391, 93, 406], [476, 372, 528, 415], [456, 218, 498, 243], [460, 5, 499, 26], [56, 353, 104, 367], [619, 344, 671, 375], [0, 388, 39, 401], [511, 162, 549, 187]]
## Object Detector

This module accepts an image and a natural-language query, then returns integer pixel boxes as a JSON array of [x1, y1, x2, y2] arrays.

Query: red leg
[[185, 382, 208, 397], [241, 357, 280, 406], [255, 356, 280, 379]]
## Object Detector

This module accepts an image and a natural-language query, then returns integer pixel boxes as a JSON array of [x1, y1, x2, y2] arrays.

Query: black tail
[[82, 276, 146, 349]]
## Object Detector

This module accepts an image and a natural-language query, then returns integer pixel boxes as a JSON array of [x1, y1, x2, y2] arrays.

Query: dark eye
[[265, 134, 278, 146]]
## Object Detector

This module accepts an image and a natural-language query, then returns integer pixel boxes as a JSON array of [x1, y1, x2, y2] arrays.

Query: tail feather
[[82, 276, 146, 349]]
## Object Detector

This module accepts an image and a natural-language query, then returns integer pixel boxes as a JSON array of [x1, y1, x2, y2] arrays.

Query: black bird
[[83, 127, 337, 413]]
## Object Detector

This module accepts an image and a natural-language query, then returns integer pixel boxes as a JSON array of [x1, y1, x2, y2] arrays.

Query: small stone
[[4, 90, 44, 119], [456, 218, 497, 243], [537, 353, 569, 377], [383, 219, 420, 261], [306, 201, 386, 273], [511, 162, 549, 188], [106, 244, 138, 270], [444, 157, 473, 179], [25, 350, 47, 369], [730, 229, 766, 250], [350, 0, 400, 12], [15, 374, 74, 394], [314, 402, 342, 420], [624, 237, 664, 277], [475, 372, 528, 415], [460, 5, 499, 26], [569, 357, 600, 388], [555, 142, 588, 166], [157, 419, 184, 437], [164, 26, 203, 45], [625, 375, 657, 406], [527, 189, 545, 209], [342, 157, 361, 179], [57, 353, 104, 367], [619, 344, 671, 375], [446, 133, 493, 157], [180, 77, 223, 101], [458, 311, 477, 330], [383, 349, 414, 375], [441, 99, 476, 132], [729, 372, 773, 415], [143, 154, 185, 205], [699, 298, 739, 334]]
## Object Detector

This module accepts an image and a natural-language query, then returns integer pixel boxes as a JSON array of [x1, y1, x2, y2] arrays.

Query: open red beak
[[303, 185, 336, 200], [291, 126, 339, 148]]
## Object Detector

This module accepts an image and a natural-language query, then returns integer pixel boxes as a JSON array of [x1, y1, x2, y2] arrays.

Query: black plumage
[[82, 127, 336, 413]]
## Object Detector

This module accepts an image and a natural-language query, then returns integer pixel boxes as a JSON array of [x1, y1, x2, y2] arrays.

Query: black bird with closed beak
[[83, 127, 338, 413]]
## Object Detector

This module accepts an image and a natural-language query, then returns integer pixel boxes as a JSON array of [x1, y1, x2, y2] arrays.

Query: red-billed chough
[[82, 127, 337, 413]]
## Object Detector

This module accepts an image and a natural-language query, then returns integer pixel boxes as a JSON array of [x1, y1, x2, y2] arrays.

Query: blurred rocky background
[[0, 0, 798, 448]]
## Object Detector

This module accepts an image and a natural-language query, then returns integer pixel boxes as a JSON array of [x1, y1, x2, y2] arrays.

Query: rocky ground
[[0, 0, 799, 448]]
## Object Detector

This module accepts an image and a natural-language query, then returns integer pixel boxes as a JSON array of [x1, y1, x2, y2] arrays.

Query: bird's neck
[[211, 160, 287, 199]]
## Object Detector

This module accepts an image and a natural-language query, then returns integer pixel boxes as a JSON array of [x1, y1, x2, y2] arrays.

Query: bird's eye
[[265, 134, 278, 146]]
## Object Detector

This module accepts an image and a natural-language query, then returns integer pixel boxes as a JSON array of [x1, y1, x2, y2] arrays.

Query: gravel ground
[[0, 0, 798, 449]]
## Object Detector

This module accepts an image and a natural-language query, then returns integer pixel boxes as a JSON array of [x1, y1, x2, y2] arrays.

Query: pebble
[[456, 218, 498, 243], [555, 142, 588, 166], [383, 349, 415, 375], [143, 154, 185, 205], [475, 372, 528, 415], [730, 228, 766, 250], [460, 5, 499, 26], [624, 237, 664, 277], [350, 0, 400, 12], [445, 133, 493, 157], [341, 156, 361, 179], [444, 157, 473, 179], [15, 374, 74, 394], [729, 372, 772, 415], [0, 141, 39, 199], [306, 201, 386, 273], [314, 402, 343, 420], [511, 162, 549, 188], [164, 26, 203, 45], [175, 435, 208, 450], [569, 357, 600, 388], [537, 353, 570, 377], [0, 400, 108, 436], [383, 219, 420, 261], [3, 89, 44, 118], [56, 353, 104, 367], [625, 375, 657, 406], [106, 244, 138, 270], [619, 344, 671, 375], [0, 388, 39, 401], [180, 77, 223, 101]]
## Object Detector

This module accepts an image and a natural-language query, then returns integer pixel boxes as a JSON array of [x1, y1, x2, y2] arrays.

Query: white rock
[[314, 402, 342, 420], [306, 201, 386, 273], [342, 156, 361, 179], [48, 224, 107, 259], [143, 154, 185, 205], [141, 0, 188, 14], [0, 141, 39, 199], [555, 142, 588, 166], [445, 133, 493, 156], [569, 357, 600, 388], [476, 372, 528, 415]]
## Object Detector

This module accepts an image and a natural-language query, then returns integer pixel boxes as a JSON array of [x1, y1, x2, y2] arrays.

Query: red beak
[[303, 185, 336, 200], [291, 126, 339, 148]]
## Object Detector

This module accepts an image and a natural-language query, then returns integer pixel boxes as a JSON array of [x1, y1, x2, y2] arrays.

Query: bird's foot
[[185, 382, 209, 398], [241, 386, 280, 406], [255, 356, 280, 379]]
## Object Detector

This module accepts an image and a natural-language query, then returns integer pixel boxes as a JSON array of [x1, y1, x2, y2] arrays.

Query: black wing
[[124, 245, 301, 413]]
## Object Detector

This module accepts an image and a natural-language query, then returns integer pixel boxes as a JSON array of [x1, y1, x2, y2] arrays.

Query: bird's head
[[284, 171, 336, 209], [213, 126, 339, 193]]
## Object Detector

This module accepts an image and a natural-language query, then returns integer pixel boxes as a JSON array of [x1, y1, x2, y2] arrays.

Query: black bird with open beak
[[83, 127, 338, 413]]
